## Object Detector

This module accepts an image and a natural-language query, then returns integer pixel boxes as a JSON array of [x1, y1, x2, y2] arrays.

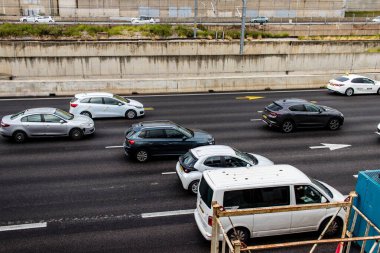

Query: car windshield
[[10, 110, 26, 119], [55, 109, 74, 120], [311, 178, 333, 198], [335, 77, 349, 82], [176, 124, 193, 137], [233, 148, 256, 165], [113, 94, 130, 103]]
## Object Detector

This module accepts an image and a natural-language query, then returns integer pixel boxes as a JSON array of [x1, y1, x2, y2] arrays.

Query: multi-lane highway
[[1, 89, 379, 253]]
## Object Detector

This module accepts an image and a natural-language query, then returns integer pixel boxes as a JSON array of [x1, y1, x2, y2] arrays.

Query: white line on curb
[[105, 146, 124, 149], [141, 209, 194, 218], [162, 172, 176, 175], [0, 222, 47, 232]]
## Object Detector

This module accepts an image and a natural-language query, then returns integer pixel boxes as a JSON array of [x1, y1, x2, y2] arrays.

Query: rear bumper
[[0, 127, 12, 137], [194, 209, 212, 241], [327, 85, 345, 94], [262, 115, 280, 128]]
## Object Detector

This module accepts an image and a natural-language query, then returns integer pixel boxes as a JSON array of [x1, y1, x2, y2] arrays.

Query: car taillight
[[268, 112, 278, 118], [70, 103, 78, 108], [184, 167, 196, 173], [128, 140, 135, 145], [208, 216, 213, 226], [344, 196, 351, 202], [1, 121, 10, 127]]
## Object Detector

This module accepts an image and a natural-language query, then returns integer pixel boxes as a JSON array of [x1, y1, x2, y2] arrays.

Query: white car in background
[[69, 92, 144, 119], [372, 16, 380, 23], [176, 145, 273, 194], [20, 15, 55, 23], [131, 16, 156, 24], [327, 74, 380, 96]]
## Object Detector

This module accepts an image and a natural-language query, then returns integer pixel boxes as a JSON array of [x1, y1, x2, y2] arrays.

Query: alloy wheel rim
[[230, 230, 247, 241], [16, 134, 24, 141], [347, 89, 353, 96], [137, 151, 147, 161], [128, 111, 136, 119], [330, 120, 340, 130], [191, 182, 199, 193], [283, 122, 293, 132], [326, 221, 339, 235]]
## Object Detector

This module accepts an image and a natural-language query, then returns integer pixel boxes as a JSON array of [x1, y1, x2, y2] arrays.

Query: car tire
[[188, 180, 200, 195], [345, 88, 354, 96], [69, 128, 84, 140], [23, 19, 27, 22], [80, 111, 92, 118], [328, 118, 341, 130], [227, 227, 250, 244], [281, 120, 295, 133], [135, 150, 149, 162], [319, 217, 342, 237], [377, 88, 380, 95], [13, 131, 27, 143], [125, 110, 137, 119]]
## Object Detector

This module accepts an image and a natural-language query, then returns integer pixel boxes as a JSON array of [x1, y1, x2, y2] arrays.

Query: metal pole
[[194, 0, 198, 38], [239, 0, 247, 55], [2, 0, 5, 15]]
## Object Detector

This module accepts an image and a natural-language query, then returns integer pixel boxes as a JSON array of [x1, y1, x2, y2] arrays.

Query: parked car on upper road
[[124, 120, 215, 162], [176, 145, 273, 194], [70, 92, 144, 119], [327, 74, 380, 96], [262, 98, 344, 133], [0, 108, 94, 143], [131, 16, 156, 24], [250, 16, 269, 24], [372, 16, 380, 23], [20, 15, 55, 23]]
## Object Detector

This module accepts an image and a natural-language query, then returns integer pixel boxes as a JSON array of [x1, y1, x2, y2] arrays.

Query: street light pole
[[239, 0, 247, 55], [194, 0, 198, 38]]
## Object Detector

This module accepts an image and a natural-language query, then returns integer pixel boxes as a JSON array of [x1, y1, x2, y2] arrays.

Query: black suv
[[262, 98, 344, 133], [123, 121, 215, 162]]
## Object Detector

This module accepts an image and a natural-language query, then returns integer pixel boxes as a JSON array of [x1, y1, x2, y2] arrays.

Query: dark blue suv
[[124, 121, 215, 162]]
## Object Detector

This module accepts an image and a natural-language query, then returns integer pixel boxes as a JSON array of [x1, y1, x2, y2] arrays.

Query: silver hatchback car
[[0, 108, 95, 143]]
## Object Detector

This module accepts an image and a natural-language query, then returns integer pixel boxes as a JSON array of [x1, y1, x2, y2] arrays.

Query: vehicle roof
[[25, 107, 57, 114], [336, 74, 367, 80], [75, 92, 114, 98], [133, 120, 176, 128], [273, 98, 309, 106], [191, 145, 235, 158], [203, 164, 311, 190]]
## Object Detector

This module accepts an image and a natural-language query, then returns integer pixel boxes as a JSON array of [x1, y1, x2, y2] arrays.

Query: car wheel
[[135, 150, 149, 162], [227, 227, 250, 244], [377, 88, 380, 95], [125, 110, 137, 119], [328, 118, 341, 130], [23, 19, 27, 22], [13, 131, 27, 143], [319, 217, 342, 237], [80, 111, 92, 118], [188, 180, 200, 195], [69, 128, 84, 140], [282, 120, 295, 133], [345, 88, 354, 96]]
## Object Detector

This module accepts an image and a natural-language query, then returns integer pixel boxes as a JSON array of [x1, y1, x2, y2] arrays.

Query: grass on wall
[[345, 11, 380, 17]]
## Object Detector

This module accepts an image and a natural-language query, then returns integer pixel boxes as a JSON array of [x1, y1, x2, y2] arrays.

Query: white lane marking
[[141, 209, 194, 218], [162, 172, 176, 175], [309, 143, 351, 151], [250, 119, 262, 122], [257, 110, 263, 113], [105, 146, 123, 149], [0, 222, 47, 232], [353, 174, 358, 178], [0, 89, 323, 101]]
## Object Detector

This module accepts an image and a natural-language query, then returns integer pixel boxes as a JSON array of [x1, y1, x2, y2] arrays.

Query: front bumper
[[83, 127, 95, 135]]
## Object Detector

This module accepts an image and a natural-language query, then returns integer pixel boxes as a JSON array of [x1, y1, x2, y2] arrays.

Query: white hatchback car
[[327, 74, 380, 96], [69, 92, 144, 119], [176, 145, 273, 194], [131, 16, 156, 24]]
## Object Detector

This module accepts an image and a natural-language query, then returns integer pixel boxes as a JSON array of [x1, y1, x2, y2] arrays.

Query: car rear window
[[10, 110, 26, 119], [267, 102, 283, 111], [199, 178, 214, 208], [70, 97, 78, 103], [180, 151, 198, 167], [335, 77, 349, 82], [125, 128, 136, 138]]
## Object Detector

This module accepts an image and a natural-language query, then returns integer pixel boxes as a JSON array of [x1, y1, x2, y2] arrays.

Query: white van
[[194, 165, 346, 243]]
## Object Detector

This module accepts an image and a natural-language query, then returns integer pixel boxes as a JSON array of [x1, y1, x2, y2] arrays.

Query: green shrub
[[147, 24, 172, 38], [174, 25, 193, 38], [226, 30, 241, 39]]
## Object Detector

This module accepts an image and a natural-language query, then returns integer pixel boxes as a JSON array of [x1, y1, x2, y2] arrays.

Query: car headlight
[[80, 123, 94, 128], [135, 106, 143, 109]]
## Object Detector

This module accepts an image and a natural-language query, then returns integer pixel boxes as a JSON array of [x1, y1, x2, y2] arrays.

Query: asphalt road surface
[[0, 89, 379, 253]]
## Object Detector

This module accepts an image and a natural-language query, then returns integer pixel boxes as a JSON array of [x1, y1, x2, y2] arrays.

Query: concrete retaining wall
[[0, 40, 380, 96]]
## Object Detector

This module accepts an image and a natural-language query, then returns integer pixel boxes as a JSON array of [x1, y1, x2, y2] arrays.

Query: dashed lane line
[[105, 145, 124, 149], [162, 172, 176, 175], [250, 119, 262, 122], [0, 222, 47, 232], [141, 209, 194, 218]]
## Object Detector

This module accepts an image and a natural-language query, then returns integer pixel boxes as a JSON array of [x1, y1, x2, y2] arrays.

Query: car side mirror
[[321, 196, 327, 203], [318, 109, 323, 113]]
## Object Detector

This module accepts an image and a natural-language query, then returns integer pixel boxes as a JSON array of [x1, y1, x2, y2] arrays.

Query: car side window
[[289, 104, 306, 112], [294, 185, 324, 204], [43, 114, 62, 123], [224, 156, 248, 167], [80, 98, 90, 103], [21, 114, 42, 122], [204, 156, 223, 167], [165, 129, 184, 138], [103, 97, 120, 105], [145, 129, 166, 138], [305, 104, 320, 112], [223, 186, 290, 209], [351, 78, 363, 83], [89, 97, 103, 104], [362, 78, 374, 84]]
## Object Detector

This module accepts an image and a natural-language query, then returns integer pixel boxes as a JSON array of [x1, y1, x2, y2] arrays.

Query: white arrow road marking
[[141, 209, 194, 218], [250, 119, 262, 122], [105, 146, 124, 149], [309, 143, 351, 151], [162, 172, 176, 175], [0, 222, 47, 232]]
